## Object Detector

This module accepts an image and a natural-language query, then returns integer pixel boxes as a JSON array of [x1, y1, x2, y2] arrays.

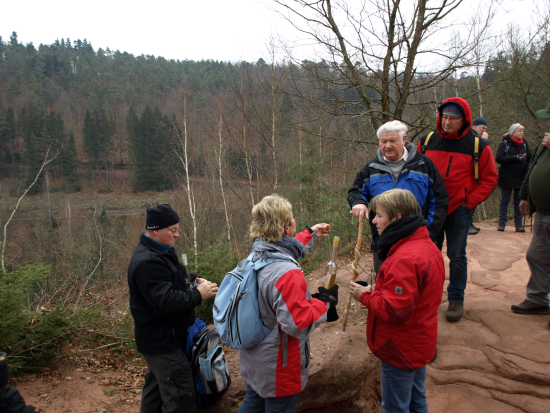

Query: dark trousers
[[436, 206, 470, 303], [141, 349, 195, 413], [237, 385, 300, 413], [498, 187, 522, 227]]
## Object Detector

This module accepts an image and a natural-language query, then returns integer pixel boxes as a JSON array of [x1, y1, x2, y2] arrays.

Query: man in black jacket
[[128, 204, 218, 413]]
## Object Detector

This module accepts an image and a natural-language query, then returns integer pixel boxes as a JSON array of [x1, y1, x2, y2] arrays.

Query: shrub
[[0, 264, 71, 373]]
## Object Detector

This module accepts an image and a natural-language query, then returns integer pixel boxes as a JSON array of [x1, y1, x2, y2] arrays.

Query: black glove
[[355, 280, 369, 287], [317, 285, 339, 305], [312, 285, 339, 322], [0, 359, 8, 388]]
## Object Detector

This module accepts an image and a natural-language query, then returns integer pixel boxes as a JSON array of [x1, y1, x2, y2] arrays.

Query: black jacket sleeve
[[347, 164, 370, 208], [0, 385, 36, 413], [133, 259, 202, 318]]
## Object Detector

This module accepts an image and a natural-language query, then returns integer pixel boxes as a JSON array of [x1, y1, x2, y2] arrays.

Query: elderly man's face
[[158, 224, 180, 247], [473, 124, 487, 135], [441, 114, 465, 134], [379, 131, 406, 162]]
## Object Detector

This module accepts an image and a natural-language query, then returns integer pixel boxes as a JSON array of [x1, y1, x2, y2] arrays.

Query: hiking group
[[49, 98, 544, 413]]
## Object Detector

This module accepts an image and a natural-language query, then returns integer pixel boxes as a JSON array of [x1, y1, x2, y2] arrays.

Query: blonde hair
[[370, 189, 420, 221], [249, 194, 293, 242]]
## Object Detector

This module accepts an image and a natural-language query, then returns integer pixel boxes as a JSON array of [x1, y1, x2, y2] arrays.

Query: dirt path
[[13, 220, 550, 412]]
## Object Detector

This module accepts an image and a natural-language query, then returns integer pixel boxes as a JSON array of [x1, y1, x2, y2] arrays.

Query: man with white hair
[[348, 120, 448, 274]]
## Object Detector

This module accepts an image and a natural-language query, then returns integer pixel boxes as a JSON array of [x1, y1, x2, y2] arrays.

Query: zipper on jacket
[[446, 156, 453, 177], [235, 291, 245, 346], [371, 317, 377, 343]]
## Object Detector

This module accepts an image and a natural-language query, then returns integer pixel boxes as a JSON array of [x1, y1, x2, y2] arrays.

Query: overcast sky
[[0, 0, 539, 63]]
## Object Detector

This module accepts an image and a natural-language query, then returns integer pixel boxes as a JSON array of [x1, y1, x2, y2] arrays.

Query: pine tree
[[61, 132, 81, 193]]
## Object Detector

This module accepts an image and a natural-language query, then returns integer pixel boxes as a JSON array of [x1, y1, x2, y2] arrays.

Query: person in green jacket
[[511, 103, 550, 329]]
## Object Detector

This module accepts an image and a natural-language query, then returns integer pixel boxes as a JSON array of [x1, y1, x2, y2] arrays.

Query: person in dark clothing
[[495, 124, 533, 232], [468, 117, 491, 235], [128, 204, 218, 413], [348, 120, 448, 275], [0, 355, 36, 413], [417, 98, 498, 322], [511, 103, 550, 327]]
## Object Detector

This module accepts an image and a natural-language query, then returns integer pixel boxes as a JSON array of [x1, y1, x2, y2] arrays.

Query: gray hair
[[376, 120, 408, 140]]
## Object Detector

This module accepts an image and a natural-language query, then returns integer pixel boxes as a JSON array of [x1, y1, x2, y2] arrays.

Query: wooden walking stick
[[342, 218, 363, 331]]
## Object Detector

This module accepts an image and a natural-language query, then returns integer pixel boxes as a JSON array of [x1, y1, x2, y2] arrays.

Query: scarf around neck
[[271, 236, 305, 261], [509, 135, 524, 145], [377, 215, 426, 261]]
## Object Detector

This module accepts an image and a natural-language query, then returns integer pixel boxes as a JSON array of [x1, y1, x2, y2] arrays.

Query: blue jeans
[[498, 187, 522, 227], [237, 385, 300, 413], [381, 360, 427, 413], [436, 205, 470, 303]]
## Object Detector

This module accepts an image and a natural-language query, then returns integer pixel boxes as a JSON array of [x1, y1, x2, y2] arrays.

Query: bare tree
[[274, 0, 496, 139], [1, 143, 61, 272], [217, 99, 232, 243]]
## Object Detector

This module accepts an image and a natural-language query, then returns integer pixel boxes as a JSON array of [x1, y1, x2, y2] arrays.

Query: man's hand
[[481, 131, 489, 140], [197, 281, 218, 300], [310, 223, 330, 238], [351, 204, 369, 222], [350, 282, 372, 302], [543, 134, 550, 148], [520, 199, 529, 216]]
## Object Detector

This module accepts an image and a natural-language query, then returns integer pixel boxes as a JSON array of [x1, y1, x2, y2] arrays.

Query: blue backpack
[[185, 319, 231, 406], [213, 252, 298, 349]]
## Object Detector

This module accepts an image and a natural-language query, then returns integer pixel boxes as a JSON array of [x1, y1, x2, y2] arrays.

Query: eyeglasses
[[165, 227, 180, 235], [442, 115, 462, 123]]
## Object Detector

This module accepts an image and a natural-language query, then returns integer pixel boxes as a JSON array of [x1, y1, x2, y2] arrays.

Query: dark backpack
[[185, 319, 231, 407]]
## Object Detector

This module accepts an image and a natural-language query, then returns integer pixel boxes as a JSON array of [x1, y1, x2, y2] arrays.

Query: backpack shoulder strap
[[421, 131, 435, 154], [473, 135, 480, 181]]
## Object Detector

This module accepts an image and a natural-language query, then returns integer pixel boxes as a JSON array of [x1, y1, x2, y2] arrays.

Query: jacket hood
[[377, 140, 418, 162], [436, 97, 473, 140], [252, 238, 302, 262]]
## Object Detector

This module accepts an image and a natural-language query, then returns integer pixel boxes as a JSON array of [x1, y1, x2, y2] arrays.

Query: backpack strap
[[421, 131, 435, 154], [473, 135, 480, 181]]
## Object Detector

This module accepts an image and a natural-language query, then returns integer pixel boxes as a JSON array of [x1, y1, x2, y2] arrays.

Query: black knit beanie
[[145, 204, 180, 230]]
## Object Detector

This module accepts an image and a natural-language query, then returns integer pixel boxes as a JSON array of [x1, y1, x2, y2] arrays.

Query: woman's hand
[[311, 223, 330, 238], [350, 282, 372, 301]]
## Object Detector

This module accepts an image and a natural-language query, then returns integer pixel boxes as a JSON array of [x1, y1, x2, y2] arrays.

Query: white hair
[[376, 120, 408, 140]]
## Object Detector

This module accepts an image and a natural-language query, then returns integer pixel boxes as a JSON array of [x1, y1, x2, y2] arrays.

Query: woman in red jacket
[[350, 188, 445, 413]]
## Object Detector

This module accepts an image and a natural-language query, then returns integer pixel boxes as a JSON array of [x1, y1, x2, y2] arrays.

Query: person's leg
[[141, 366, 162, 413], [380, 360, 416, 413], [445, 206, 470, 304], [142, 350, 196, 413], [525, 212, 550, 307], [409, 365, 428, 413], [265, 392, 300, 413], [499, 187, 512, 228], [237, 385, 266, 413], [512, 188, 523, 229]]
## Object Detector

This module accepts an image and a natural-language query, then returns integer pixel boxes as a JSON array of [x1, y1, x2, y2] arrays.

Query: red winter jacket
[[417, 97, 498, 214], [361, 226, 444, 370]]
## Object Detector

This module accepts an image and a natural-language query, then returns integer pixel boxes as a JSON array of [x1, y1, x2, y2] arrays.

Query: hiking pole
[[343, 216, 364, 332]]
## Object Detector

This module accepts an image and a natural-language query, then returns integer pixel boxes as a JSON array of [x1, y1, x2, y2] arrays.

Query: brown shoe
[[511, 300, 550, 315], [445, 301, 464, 321], [516, 226, 526, 232], [497, 225, 505, 231]]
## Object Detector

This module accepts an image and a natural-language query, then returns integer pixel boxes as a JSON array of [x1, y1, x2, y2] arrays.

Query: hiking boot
[[471, 224, 480, 231], [516, 226, 526, 233], [497, 225, 505, 231], [445, 301, 464, 321], [511, 300, 550, 315], [468, 225, 479, 235]]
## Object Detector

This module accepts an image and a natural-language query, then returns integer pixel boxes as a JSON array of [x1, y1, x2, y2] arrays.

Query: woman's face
[[372, 208, 400, 235], [512, 128, 525, 139], [285, 210, 296, 237]]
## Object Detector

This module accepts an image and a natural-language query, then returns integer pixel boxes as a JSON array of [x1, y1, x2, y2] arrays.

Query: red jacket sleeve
[[360, 254, 419, 323], [466, 145, 498, 209]]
